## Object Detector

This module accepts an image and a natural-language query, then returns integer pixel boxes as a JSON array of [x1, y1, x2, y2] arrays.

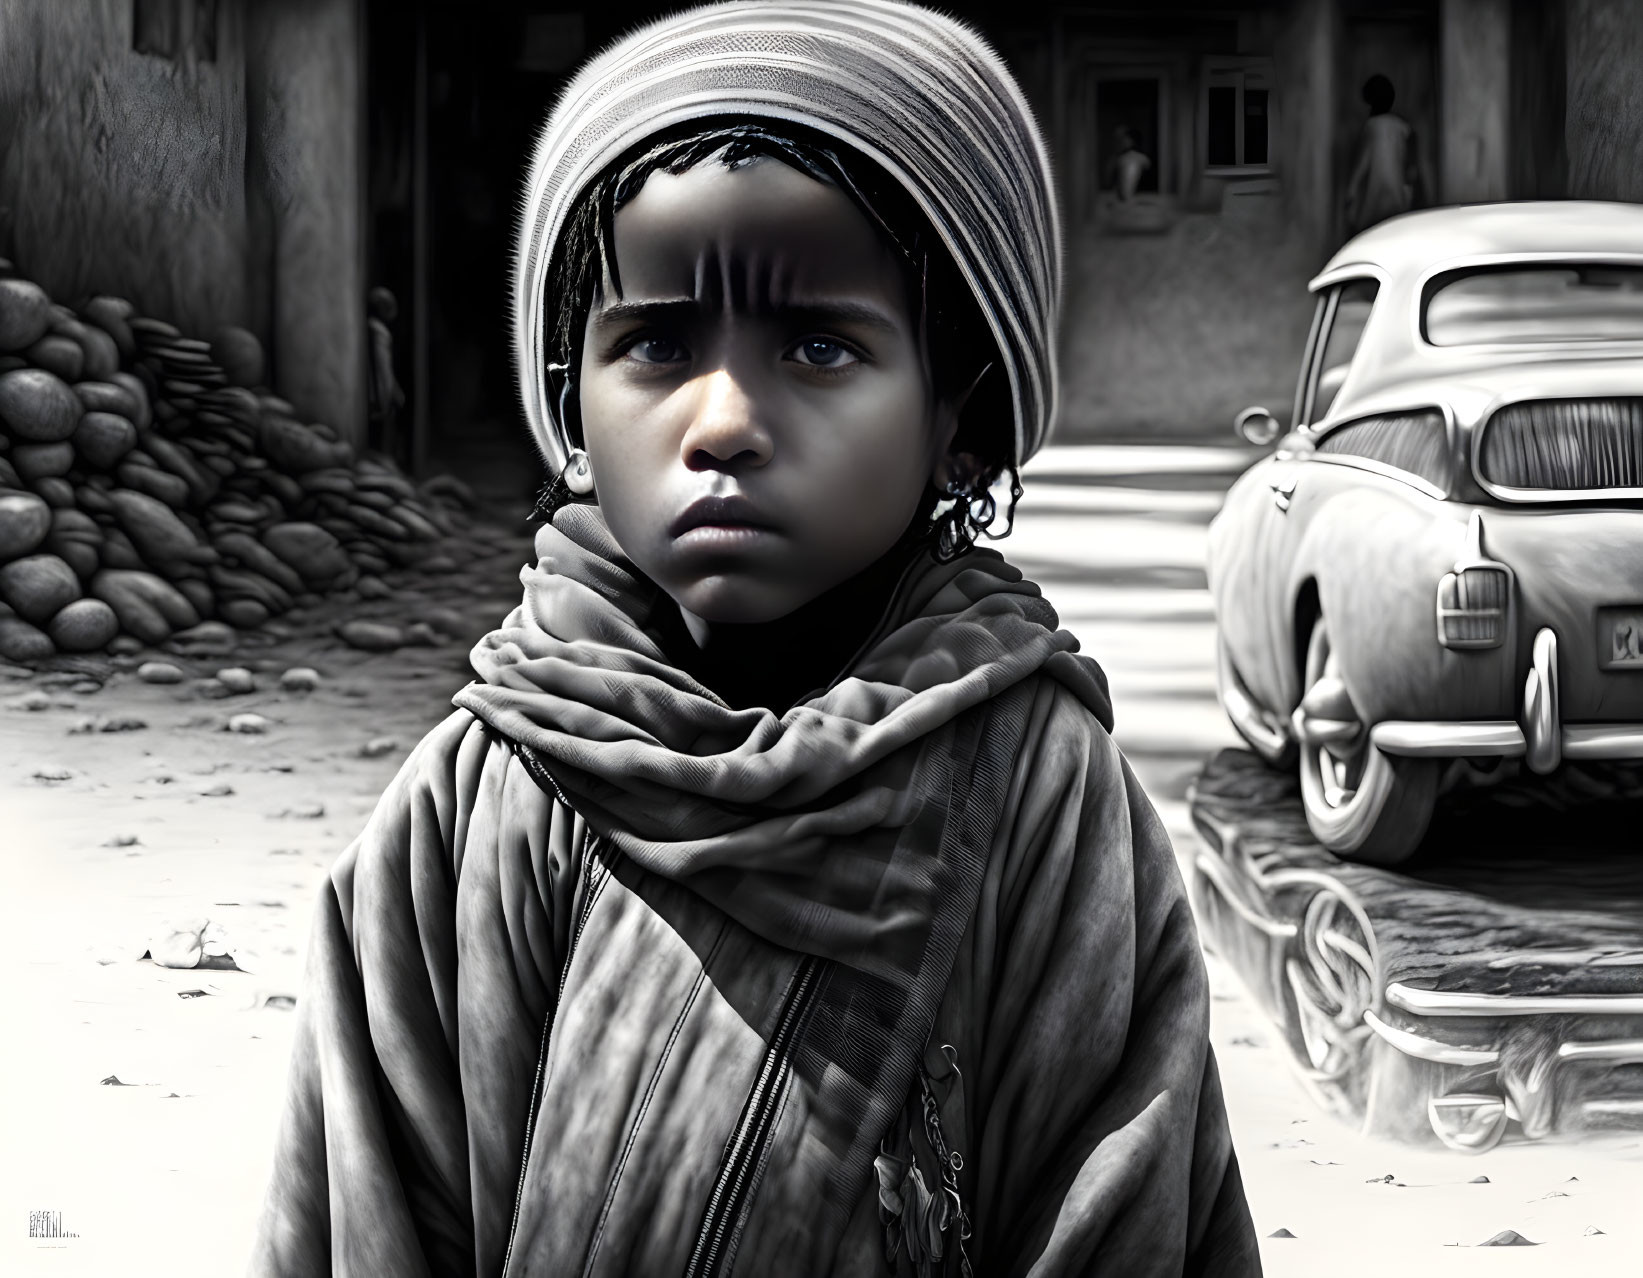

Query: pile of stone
[[0, 262, 473, 662]]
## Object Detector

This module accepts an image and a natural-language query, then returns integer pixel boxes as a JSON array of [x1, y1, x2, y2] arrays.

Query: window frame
[[1201, 56, 1275, 176], [1297, 277, 1380, 429]]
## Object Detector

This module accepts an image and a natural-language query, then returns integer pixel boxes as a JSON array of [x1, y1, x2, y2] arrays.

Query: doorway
[[1096, 78, 1162, 195]]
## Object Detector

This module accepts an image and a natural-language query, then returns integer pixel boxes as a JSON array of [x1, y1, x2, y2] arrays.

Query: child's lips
[[669, 495, 778, 539]]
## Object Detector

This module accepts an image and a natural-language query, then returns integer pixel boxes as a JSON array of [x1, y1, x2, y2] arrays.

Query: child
[[1344, 73, 1425, 236], [252, 2, 1258, 1275]]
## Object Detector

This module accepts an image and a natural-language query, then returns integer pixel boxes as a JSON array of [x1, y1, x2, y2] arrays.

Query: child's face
[[577, 156, 956, 626]]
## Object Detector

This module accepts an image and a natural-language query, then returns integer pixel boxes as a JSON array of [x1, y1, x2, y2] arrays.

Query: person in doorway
[[366, 285, 405, 454], [1344, 73, 1425, 235], [1110, 125, 1153, 202], [250, 3, 1259, 1275]]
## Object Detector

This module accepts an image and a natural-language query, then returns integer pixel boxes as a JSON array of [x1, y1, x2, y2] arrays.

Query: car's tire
[[1296, 616, 1439, 864], [1216, 632, 1297, 768]]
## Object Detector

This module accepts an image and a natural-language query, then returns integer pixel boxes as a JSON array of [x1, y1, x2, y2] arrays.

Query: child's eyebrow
[[588, 297, 900, 335]]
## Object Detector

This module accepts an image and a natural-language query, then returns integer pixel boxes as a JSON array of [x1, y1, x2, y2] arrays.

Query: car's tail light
[[1436, 512, 1512, 650]]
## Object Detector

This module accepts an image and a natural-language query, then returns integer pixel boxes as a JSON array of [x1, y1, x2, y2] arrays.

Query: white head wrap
[[513, 0, 1062, 473]]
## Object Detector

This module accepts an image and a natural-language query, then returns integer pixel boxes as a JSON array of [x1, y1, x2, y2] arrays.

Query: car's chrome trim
[[1387, 983, 1643, 1017], [1309, 262, 1391, 294], [1370, 721, 1525, 757], [1361, 1009, 1500, 1065], [1563, 725, 1643, 759], [1524, 628, 1561, 774], [1306, 452, 1448, 500], [1367, 720, 1643, 760], [1475, 479, 1643, 504], [1216, 638, 1292, 759], [1558, 1039, 1643, 1064]]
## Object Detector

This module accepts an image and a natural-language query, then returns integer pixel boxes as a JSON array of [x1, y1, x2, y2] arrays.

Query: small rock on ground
[[227, 713, 270, 734], [1478, 1231, 1538, 1247], [338, 620, 403, 652], [280, 666, 321, 693], [216, 666, 256, 695], [138, 660, 185, 684], [359, 737, 398, 759], [98, 715, 147, 732]]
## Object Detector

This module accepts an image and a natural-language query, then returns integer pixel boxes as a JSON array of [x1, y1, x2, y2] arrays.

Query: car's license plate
[[1599, 607, 1643, 669]]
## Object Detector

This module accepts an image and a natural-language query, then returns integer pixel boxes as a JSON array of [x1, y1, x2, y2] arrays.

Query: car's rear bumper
[[1369, 627, 1643, 768]]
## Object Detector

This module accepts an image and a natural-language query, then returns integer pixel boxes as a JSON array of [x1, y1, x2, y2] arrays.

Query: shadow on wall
[[1056, 184, 1317, 442]]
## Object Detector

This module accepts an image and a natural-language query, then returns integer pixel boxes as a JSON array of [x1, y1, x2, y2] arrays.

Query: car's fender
[[1284, 480, 1520, 725]]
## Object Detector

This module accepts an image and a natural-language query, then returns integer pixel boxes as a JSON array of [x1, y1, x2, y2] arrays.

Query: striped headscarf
[[513, 0, 1063, 475]]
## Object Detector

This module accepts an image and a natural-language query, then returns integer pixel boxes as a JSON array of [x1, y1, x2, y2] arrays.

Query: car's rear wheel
[[1296, 616, 1439, 864]]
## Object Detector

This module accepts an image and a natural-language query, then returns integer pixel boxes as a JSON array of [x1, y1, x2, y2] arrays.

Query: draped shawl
[[512, 0, 1063, 474], [453, 505, 1102, 985]]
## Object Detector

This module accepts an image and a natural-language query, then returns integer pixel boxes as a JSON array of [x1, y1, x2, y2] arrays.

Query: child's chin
[[670, 578, 812, 627]]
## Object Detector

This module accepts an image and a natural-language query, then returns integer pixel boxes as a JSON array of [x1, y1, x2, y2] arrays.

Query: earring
[[561, 448, 595, 496]]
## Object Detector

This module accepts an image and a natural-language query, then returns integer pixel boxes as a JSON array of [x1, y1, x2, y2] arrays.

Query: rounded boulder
[[90, 568, 201, 645], [0, 552, 81, 624], [12, 440, 75, 481], [24, 334, 84, 383], [73, 412, 137, 470], [0, 368, 82, 441], [83, 297, 137, 361], [109, 488, 215, 570], [0, 615, 53, 662], [0, 279, 52, 352], [47, 597, 118, 651], [0, 491, 51, 560], [212, 326, 266, 389], [70, 321, 120, 381], [263, 522, 352, 588]]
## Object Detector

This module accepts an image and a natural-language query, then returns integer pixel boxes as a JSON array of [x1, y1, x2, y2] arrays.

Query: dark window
[[134, 0, 217, 62], [1244, 89, 1269, 165], [1314, 411, 1453, 491], [1206, 86, 1237, 166], [1203, 60, 1274, 171]]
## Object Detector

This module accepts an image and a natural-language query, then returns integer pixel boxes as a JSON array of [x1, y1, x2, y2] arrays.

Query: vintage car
[[1208, 201, 1643, 864]]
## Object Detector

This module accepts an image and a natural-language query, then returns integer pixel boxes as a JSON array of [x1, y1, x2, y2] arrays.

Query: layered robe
[[251, 509, 1260, 1277]]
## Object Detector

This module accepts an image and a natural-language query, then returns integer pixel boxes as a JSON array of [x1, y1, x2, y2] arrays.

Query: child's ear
[[929, 361, 993, 488]]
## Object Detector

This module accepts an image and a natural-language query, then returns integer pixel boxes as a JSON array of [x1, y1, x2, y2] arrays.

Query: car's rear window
[[1424, 264, 1643, 346]]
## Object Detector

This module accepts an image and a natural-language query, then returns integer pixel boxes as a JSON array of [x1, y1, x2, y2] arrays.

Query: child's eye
[[626, 335, 688, 365], [789, 339, 861, 372]]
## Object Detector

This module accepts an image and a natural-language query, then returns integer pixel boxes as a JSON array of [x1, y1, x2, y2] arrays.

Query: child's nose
[[679, 368, 774, 471]]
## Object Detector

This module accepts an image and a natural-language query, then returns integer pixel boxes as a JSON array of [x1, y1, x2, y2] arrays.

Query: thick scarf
[[453, 504, 1104, 979], [451, 506, 1107, 1233]]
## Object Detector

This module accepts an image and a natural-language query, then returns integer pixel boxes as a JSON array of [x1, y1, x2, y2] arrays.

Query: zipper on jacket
[[684, 955, 824, 1278], [501, 742, 612, 1275]]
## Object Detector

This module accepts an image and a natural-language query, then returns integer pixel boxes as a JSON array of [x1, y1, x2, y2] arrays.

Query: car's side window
[[1300, 279, 1380, 426], [1313, 410, 1454, 491]]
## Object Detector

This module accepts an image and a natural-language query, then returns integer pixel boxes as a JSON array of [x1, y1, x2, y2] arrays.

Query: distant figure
[[1109, 126, 1152, 202], [367, 286, 405, 451], [1344, 74, 1424, 235]]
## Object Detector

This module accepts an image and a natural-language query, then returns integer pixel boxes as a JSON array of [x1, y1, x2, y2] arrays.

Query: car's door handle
[[1269, 478, 1296, 513]]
